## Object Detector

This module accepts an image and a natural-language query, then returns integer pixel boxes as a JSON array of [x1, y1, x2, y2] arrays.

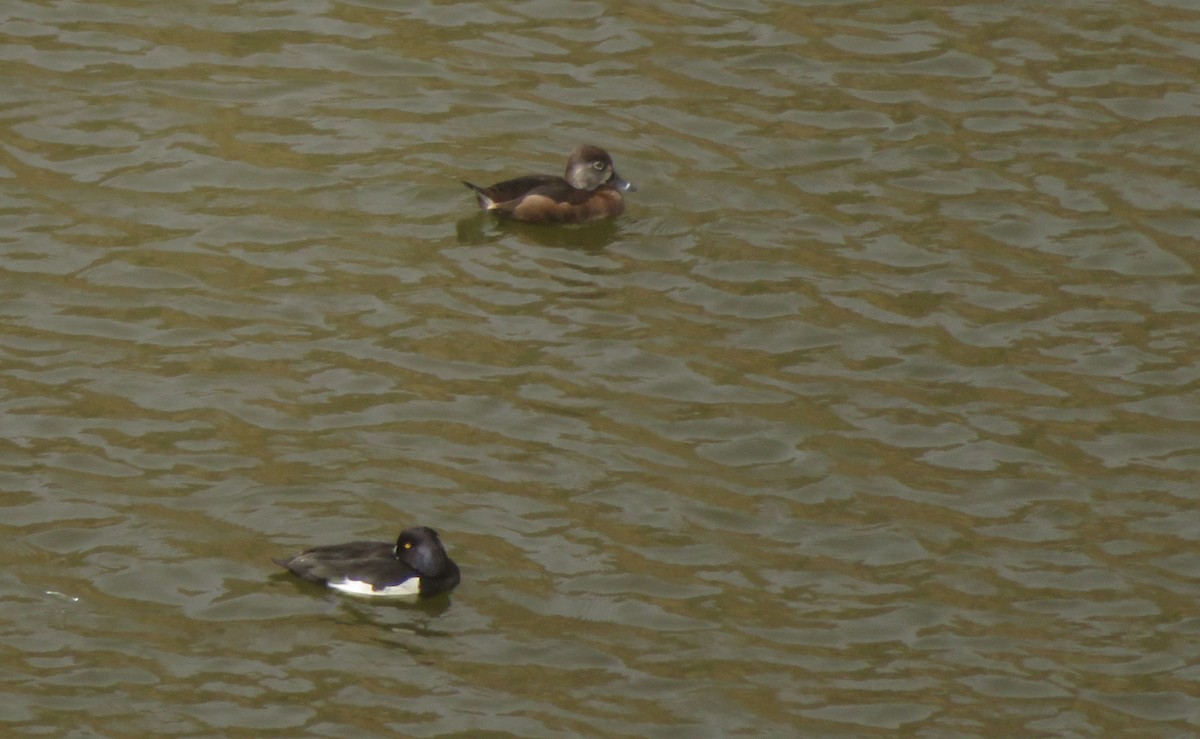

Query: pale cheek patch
[[329, 578, 421, 597]]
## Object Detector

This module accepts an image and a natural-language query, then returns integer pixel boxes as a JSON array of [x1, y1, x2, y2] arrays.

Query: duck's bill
[[610, 172, 637, 192]]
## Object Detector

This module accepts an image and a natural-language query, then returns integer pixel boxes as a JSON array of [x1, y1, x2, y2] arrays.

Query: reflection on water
[[455, 213, 626, 250], [3, 0, 1200, 735]]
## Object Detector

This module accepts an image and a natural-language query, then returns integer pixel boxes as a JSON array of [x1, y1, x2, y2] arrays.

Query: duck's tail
[[461, 181, 495, 210]]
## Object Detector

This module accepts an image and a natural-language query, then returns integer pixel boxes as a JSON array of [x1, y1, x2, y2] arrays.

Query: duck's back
[[272, 541, 401, 584]]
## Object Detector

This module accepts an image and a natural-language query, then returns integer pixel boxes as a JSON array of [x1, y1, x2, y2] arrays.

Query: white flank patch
[[329, 577, 421, 597]]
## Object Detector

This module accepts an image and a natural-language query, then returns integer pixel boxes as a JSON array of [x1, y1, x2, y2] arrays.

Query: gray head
[[563, 145, 636, 192]]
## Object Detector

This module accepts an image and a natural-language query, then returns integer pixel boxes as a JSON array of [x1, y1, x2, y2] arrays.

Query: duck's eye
[[403, 542, 412, 549], [593, 161, 605, 170]]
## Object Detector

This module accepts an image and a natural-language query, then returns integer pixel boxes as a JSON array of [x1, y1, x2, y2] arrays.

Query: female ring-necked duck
[[272, 526, 460, 598], [462, 144, 636, 223]]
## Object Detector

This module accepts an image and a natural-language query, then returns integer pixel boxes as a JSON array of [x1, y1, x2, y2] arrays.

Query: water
[[3, 0, 1199, 736]]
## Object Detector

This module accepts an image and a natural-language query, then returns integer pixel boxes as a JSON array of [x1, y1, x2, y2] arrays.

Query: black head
[[564, 145, 636, 193], [394, 526, 451, 576]]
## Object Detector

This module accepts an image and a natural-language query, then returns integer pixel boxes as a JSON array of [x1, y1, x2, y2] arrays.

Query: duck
[[272, 526, 460, 598], [462, 144, 636, 223]]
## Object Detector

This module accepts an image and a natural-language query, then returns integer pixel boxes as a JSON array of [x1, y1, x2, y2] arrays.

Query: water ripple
[[3, 0, 1200, 736]]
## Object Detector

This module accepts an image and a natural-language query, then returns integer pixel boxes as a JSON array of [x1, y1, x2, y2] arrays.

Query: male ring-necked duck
[[272, 526, 460, 598], [462, 145, 636, 223]]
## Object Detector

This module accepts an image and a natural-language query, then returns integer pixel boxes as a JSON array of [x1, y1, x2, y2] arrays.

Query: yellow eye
[[403, 542, 412, 549]]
